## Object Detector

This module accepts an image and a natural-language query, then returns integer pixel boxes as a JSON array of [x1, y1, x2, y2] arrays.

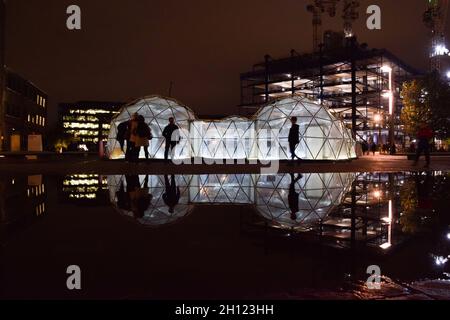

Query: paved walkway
[[1, 155, 450, 175], [267, 278, 450, 300]]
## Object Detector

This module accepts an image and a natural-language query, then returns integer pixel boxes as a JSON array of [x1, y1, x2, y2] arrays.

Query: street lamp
[[374, 113, 382, 148], [381, 65, 395, 154]]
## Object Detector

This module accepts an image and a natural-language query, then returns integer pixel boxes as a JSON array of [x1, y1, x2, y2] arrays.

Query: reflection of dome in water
[[189, 174, 254, 204], [255, 173, 355, 231], [108, 175, 193, 227], [107, 173, 354, 229]]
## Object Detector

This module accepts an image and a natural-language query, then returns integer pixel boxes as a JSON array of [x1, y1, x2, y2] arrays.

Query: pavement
[[267, 278, 450, 300], [1, 154, 450, 175]]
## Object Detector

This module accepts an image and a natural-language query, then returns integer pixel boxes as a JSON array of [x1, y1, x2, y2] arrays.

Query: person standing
[[288, 173, 302, 221], [162, 117, 180, 161], [135, 115, 153, 160], [116, 121, 129, 153], [371, 141, 377, 156], [127, 113, 140, 162], [414, 122, 433, 168], [163, 175, 180, 214], [288, 117, 301, 162]]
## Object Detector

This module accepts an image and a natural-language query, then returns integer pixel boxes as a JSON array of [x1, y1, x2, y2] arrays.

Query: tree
[[45, 126, 75, 153], [401, 72, 450, 139]]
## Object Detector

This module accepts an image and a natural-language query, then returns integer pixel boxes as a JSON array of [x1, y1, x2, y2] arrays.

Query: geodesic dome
[[106, 96, 196, 160], [189, 174, 255, 203], [108, 175, 193, 227], [106, 95, 356, 161], [255, 173, 354, 231], [253, 97, 357, 160], [191, 117, 255, 159], [108, 173, 355, 230]]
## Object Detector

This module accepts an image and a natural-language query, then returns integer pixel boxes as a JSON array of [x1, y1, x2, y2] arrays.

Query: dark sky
[[4, 0, 445, 125]]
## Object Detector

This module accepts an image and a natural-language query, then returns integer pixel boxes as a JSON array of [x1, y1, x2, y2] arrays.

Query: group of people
[[116, 174, 181, 219], [361, 139, 378, 156], [115, 114, 436, 168], [116, 114, 180, 162]]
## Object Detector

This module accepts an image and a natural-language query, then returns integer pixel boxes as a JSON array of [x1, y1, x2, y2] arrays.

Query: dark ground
[[1, 155, 450, 175]]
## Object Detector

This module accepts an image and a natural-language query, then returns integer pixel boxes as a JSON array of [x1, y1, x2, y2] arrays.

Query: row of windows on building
[[63, 122, 110, 130], [27, 114, 46, 127], [64, 129, 110, 137], [6, 71, 47, 105], [36, 95, 46, 108], [35, 203, 46, 217], [27, 184, 45, 197], [5, 104, 46, 127]]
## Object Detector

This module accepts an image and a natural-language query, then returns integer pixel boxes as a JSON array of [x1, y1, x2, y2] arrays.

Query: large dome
[[254, 173, 355, 231], [108, 174, 193, 227], [106, 95, 196, 160], [253, 97, 357, 160]]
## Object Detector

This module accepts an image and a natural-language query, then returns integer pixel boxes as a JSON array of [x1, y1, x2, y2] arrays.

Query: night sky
[[4, 0, 447, 126]]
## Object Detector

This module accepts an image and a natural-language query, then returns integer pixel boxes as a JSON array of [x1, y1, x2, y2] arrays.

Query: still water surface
[[1, 172, 449, 299]]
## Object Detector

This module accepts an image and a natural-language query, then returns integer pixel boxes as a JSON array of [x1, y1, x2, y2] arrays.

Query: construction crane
[[424, 0, 450, 72], [342, 0, 360, 38], [307, 0, 340, 52]]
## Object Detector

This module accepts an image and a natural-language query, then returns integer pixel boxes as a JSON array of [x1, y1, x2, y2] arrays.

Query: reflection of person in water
[[126, 175, 152, 219], [163, 175, 180, 214], [288, 173, 302, 220], [116, 179, 131, 211]]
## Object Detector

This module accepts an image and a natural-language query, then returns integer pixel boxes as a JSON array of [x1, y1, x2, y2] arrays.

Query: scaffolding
[[240, 40, 420, 148]]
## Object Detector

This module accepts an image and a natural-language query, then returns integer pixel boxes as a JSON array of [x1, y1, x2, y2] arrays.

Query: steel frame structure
[[240, 45, 419, 147]]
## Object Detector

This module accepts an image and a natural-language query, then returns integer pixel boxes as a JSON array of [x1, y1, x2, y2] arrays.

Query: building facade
[[240, 37, 420, 151], [1, 69, 48, 151], [0, 0, 6, 150], [59, 101, 123, 151]]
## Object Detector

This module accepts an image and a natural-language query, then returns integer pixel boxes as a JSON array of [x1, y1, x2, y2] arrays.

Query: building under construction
[[239, 34, 420, 149]]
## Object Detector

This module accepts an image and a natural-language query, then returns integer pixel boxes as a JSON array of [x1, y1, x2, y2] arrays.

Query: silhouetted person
[[370, 141, 377, 156], [116, 179, 131, 211], [414, 122, 433, 168], [126, 113, 140, 162], [126, 175, 152, 219], [163, 117, 180, 161], [288, 173, 302, 221], [362, 141, 369, 155], [116, 121, 129, 153], [135, 115, 153, 160], [288, 117, 301, 162], [163, 175, 180, 214]]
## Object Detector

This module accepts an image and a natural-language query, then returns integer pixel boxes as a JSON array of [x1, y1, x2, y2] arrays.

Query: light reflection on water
[[1, 171, 450, 298]]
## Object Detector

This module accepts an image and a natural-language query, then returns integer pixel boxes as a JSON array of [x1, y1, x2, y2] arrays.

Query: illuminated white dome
[[108, 173, 354, 230], [254, 173, 354, 231], [253, 97, 357, 160], [108, 175, 193, 227], [106, 95, 196, 160], [106, 95, 356, 161]]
